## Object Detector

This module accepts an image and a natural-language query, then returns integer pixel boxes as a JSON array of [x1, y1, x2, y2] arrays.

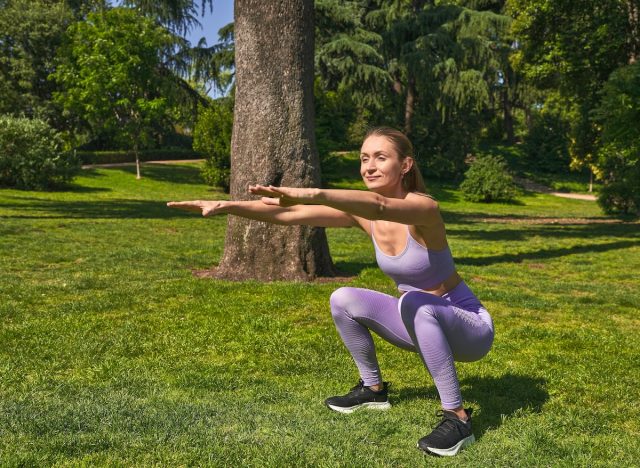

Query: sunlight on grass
[[1, 161, 638, 465]]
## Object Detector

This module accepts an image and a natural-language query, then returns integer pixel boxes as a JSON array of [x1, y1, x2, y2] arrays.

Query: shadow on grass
[[448, 221, 640, 243], [111, 164, 205, 185], [457, 239, 640, 266], [395, 373, 548, 440], [0, 197, 196, 219], [463, 374, 548, 438], [333, 260, 378, 276]]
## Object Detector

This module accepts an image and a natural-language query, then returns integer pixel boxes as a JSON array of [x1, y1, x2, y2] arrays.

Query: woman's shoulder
[[408, 191, 439, 207], [410, 191, 436, 201]]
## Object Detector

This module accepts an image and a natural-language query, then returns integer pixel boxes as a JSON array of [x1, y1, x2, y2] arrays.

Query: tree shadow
[[332, 260, 378, 277], [448, 221, 640, 243], [112, 164, 206, 185], [394, 373, 548, 440], [456, 239, 639, 266], [0, 197, 196, 219]]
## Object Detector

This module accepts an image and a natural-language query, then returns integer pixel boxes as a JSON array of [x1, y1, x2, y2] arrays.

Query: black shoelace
[[430, 411, 466, 438]]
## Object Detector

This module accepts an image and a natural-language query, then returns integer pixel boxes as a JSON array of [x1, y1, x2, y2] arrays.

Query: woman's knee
[[330, 287, 359, 318]]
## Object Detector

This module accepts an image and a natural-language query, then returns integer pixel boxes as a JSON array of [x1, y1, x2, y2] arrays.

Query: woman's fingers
[[166, 201, 204, 213], [249, 184, 279, 197], [261, 196, 281, 206]]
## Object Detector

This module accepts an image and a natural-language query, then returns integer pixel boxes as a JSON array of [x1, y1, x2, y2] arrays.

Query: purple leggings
[[330, 281, 494, 409]]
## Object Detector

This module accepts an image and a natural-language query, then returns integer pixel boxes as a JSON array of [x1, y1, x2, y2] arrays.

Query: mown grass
[[1, 160, 639, 466]]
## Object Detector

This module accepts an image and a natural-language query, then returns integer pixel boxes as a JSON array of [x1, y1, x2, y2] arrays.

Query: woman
[[167, 127, 494, 457]]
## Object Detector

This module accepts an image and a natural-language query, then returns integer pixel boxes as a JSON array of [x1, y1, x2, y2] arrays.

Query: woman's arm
[[166, 199, 357, 227], [249, 186, 441, 226]]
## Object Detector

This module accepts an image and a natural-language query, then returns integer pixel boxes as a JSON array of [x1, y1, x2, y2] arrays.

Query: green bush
[[459, 155, 518, 202], [596, 148, 639, 216], [592, 63, 640, 216], [0, 116, 79, 189], [193, 98, 232, 192], [522, 111, 571, 173]]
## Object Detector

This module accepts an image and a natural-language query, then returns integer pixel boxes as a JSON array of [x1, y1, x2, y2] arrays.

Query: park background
[[1, 0, 639, 465]]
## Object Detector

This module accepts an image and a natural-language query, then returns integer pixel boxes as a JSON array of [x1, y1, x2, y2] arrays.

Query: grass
[[1, 160, 639, 466]]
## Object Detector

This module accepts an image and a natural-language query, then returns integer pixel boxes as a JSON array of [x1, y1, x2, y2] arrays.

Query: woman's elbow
[[370, 195, 388, 220]]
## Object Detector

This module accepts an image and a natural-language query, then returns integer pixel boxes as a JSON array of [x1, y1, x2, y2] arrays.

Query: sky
[[112, 0, 235, 97], [185, 0, 234, 48], [186, 0, 234, 97]]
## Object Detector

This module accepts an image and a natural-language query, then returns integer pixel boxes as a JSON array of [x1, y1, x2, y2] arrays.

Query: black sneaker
[[324, 379, 391, 414], [417, 408, 475, 457]]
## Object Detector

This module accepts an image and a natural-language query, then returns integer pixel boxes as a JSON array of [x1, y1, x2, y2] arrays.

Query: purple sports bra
[[371, 222, 456, 292]]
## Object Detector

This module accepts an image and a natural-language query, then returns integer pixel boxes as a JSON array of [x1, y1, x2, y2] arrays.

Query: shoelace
[[349, 379, 366, 393], [430, 410, 465, 438]]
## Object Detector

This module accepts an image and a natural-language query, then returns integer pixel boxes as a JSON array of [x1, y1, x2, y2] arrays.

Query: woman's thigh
[[330, 287, 415, 351]]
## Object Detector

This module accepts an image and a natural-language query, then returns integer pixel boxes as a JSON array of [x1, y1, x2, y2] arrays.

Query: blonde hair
[[364, 127, 426, 193]]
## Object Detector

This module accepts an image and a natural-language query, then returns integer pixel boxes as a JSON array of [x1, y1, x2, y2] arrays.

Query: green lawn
[[1, 161, 639, 466]]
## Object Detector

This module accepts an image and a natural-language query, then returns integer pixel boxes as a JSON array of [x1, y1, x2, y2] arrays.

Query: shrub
[[0, 116, 79, 189], [596, 147, 639, 216], [193, 98, 232, 192], [459, 155, 518, 202], [522, 111, 571, 173], [592, 63, 640, 216]]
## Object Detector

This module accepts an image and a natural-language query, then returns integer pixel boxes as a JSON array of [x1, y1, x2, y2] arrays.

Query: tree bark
[[212, 0, 336, 281], [628, 0, 640, 64], [404, 75, 416, 137], [502, 73, 515, 144]]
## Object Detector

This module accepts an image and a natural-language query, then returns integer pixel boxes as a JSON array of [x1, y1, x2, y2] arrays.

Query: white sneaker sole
[[419, 434, 475, 457], [326, 401, 391, 414]]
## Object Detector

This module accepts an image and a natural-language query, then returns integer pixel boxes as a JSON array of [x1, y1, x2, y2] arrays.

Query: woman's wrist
[[218, 200, 235, 214], [310, 188, 323, 203]]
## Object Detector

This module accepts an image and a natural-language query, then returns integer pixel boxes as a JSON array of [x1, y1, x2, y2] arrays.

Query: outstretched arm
[[166, 199, 357, 227], [249, 185, 441, 226]]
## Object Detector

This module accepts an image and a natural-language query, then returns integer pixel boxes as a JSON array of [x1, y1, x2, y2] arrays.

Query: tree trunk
[[212, 0, 336, 281], [404, 75, 416, 137], [502, 73, 515, 144], [134, 143, 141, 180], [628, 0, 640, 64]]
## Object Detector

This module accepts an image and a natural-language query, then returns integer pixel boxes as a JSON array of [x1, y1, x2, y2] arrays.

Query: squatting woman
[[167, 127, 494, 456]]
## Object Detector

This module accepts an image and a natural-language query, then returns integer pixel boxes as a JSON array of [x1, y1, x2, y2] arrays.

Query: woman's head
[[360, 127, 426, 194]]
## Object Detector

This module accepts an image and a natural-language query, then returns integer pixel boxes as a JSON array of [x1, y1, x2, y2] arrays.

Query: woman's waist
[[398, 271, 463, 296], [400, 273, 486, 312]]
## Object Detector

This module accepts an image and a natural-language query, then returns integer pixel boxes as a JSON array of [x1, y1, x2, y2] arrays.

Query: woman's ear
[[402, 156, 414, 174]]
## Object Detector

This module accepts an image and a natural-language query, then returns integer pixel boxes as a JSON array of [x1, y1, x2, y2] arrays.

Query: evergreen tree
[[315, 0, 512, 176]]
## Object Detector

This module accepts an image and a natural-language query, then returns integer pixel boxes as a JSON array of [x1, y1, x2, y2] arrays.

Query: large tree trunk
[[212, 0, 336, 281]]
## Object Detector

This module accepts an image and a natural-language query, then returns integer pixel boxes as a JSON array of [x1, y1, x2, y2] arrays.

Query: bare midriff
[[419, 271, 463, 297]]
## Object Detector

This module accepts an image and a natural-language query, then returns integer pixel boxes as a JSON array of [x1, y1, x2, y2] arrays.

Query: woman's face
[[359, 135, 411, 193]]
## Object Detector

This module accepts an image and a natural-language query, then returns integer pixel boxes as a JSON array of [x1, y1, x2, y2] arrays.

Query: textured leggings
[[329, 281, 494, 409]]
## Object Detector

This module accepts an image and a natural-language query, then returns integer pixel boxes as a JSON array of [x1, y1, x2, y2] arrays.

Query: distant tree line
[[0, 0, 638, 213]]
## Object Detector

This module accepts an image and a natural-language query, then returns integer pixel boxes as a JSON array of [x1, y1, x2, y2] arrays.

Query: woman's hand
[[166, 200, 227, 217], [248, 184, 318, 207]]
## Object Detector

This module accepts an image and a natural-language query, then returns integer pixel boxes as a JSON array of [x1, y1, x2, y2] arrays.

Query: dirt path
[[513, 176, 597, 201], [81, 159, 205, 169]]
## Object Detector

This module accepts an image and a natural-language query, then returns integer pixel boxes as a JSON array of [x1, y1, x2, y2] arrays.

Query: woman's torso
[[355, 216, 461, 296]]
